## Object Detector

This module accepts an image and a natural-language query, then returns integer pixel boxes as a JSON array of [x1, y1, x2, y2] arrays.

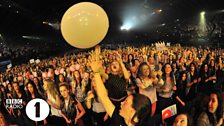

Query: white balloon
[[61, 2, 109, 49]]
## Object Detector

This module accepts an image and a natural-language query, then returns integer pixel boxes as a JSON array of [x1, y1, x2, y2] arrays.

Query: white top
[[92, 98, 106, 113], [47, 93, 62, 117], [157, 77, 175, 98], [136, 78, 157, 103]]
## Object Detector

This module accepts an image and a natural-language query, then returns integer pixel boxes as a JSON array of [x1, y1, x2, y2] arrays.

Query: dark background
[[0, 0, 223, 48]]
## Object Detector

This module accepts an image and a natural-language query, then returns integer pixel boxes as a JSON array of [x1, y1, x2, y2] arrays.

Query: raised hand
[[114, 51, 122, 63], [89, 46, 103, 73], [95, 45, 101, 61]]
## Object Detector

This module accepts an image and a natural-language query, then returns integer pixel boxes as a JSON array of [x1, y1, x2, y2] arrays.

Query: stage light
[[218, 9, 224, 13], [120, 23, 132, 31], [42, 21, 60, 30], [154, 9, 162, 14], [42, 21, 48, 24], [22, 36, 41, 40], [198, 11, 207, 37], [200, 11, 205, 16]]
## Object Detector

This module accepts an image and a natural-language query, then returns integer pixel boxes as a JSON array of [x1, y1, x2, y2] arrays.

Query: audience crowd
[[0, 42, 223, 126]]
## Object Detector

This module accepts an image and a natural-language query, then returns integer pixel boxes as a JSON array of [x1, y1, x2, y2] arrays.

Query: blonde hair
[[45, 79, 59, 100]]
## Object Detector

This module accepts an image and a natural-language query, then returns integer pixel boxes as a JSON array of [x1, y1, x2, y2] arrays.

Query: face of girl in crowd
[[33, 78, 38, 85], [110, 61, 121, 73], [190, 64, 195, 71], [208, 93, 218, 114], [0, 112, 6, 126], [122, 54, 127, 62], [59, 75, 65, 82], [173, 114, 188, 126], [210, 60, 215, 66], [13, 83, 19, 92], [169, 55, 173, 60], [74, 71, 80, 79], [134, 60, 140, 67], [27, 83, 34, 94], [0, 87, 4, 92], [172, 63, 177, 69], [83, 72, 90, 80], [141, 65, 150, 77], [182, 73, 187, 81], [128, 55, 133, 61], [159, 63, 163, 70], [148, 56, 154, 64], [139, 57, 144, 63], [119, 95, 135, 125], [165, 64, 172, 74], [7, 84, 12, 91], [59, 86, 69, 99], [204, 64, 208, 72], [48, 68, 54, 75]]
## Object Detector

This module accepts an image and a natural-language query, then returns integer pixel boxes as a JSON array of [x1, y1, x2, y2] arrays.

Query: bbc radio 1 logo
[[5, 99, 23, 109]]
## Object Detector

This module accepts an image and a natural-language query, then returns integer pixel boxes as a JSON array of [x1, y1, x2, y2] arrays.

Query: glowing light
[[120, 23, 132, 31], [22, 36, 41, 40], [198, 11, 207, 37], [42, 21, 60, 30], [42, 21, 48, 24], [200, 11, 205, 16]]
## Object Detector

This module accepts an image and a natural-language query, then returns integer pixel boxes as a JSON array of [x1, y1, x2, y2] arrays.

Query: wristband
[[94, 71, 100, 74]]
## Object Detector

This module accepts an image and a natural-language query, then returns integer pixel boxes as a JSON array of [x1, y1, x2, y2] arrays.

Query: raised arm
[[115, 52, 130, 80], [90, 47, 115, 117], [95, 45, 109, 80]]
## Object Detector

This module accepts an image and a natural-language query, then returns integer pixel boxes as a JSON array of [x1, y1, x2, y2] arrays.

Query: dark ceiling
[[0, 0, 223, 45]]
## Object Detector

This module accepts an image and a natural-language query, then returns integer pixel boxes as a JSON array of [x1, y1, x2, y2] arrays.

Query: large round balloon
[[61, 2, 109, 49]]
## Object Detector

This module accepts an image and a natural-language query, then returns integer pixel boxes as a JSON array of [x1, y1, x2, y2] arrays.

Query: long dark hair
[[58, 73, 65, 83], [189, 62, 198, 74], [128, 54, 135, 65], [6, 83, 13, 94], [12, 82, 24, 98], [162, 63, 175, 83], [178, 71, 188, 82], [0, 85, 6, 99], [199, 62, 209, 76], [73, 70, 81, 86], [177, 71, 188, 91], [207, 90, 223, 124], [131, 93, 152, 126], [33, 77, 44, 93], [26, 80, 41, 100]]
